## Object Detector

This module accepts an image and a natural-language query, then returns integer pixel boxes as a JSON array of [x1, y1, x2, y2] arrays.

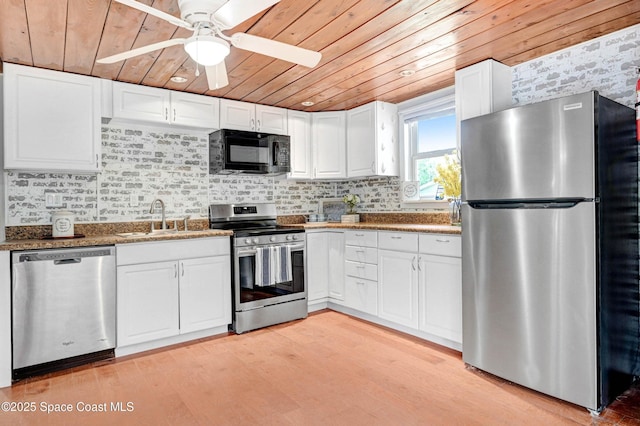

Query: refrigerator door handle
[[467, 198, 593, 209]]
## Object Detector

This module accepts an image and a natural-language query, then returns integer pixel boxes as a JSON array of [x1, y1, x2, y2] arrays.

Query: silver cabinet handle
[[257, 119, 261, 130], [174, 264, 177, 278], [251, 118, 255, 130], [181, 262, 184, 277], [436, 238, 450, 243], [356, 281, 365, 285], [411, 256, 416, 271], [391, 236, 402, 240], [355, 233, 364, 237], [165, 107, 169, 121], [173, 108, 176, 122]]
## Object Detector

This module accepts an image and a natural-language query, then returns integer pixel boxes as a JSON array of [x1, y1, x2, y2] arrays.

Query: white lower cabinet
[[418, 234, 462, 344], [306, 232, 330, 303], [378, 250, 418, 328], [179, 256, 231, 334], [344, 230, 378, 315], [117, 261, 180, 346], [418, 255, 462, 343], [306, 231, 344, 307], [116, 238, 231, 350], [327, 232, 345, 301]]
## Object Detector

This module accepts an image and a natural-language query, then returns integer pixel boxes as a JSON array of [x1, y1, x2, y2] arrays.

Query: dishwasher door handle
[[54, 258, 82, 265]]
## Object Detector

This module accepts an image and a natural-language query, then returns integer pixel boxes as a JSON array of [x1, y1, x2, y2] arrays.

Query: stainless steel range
[[209, 203, 306, 333]]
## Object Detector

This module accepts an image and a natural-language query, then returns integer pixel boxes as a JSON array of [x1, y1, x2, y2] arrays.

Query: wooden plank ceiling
[[0, 0, 638, 112]]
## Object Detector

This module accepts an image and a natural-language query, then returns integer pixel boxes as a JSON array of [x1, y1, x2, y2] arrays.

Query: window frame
[[398, 86, 456, 209]]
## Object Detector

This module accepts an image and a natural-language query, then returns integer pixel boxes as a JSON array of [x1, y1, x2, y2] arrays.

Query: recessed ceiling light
[[399, 69, 415, 77], [170, 76, 188, 83], [301, 101, 314, 106]]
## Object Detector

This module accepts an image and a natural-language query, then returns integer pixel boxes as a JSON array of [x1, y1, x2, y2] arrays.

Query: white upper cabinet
[[219, 99, 287, 134], [312, 111, 347, 179], [287, 110, 313, 179], [109, 81, 219, 129], [219, 99, 255, 131], [170, 91, 220, 129], [347, 101, 398, 178], [256, 104, 288, 134], [455, 59, 511, 148], [4, 63, 101, 172]]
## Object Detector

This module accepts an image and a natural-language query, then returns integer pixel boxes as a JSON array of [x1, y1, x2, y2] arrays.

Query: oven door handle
[[236, 244, 305, 257]]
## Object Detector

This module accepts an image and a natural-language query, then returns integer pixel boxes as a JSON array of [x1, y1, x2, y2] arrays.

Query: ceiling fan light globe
[[184, 37, 230, 66]]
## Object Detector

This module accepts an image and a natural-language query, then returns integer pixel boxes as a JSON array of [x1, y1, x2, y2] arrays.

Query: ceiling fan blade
[[213, 0, 280, 29], [206, 62, 229, 90], [230, 33, 321, 68], [114, 0, 192, 29], [96, 38, 187, 64]]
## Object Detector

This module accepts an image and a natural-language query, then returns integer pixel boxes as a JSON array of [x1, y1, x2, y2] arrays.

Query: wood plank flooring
[[1, 310, 639, 425]]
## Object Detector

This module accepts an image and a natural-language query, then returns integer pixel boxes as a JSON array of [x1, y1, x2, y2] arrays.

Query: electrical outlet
[[45, 193, 64, 208], [129, 194, 139, 207]]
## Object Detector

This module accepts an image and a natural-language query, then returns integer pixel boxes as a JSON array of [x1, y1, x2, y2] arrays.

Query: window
[[399, 88, 457, 203]]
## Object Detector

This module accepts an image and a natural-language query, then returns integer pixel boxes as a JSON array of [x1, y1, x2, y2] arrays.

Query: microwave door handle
[[273, 141, 279, 165]]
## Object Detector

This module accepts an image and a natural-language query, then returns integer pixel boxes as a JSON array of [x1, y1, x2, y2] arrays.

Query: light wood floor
[[1, 310, 639, 425]]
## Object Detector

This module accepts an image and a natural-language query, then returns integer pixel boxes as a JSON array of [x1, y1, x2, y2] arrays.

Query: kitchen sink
[[115, 230, 179, 238]]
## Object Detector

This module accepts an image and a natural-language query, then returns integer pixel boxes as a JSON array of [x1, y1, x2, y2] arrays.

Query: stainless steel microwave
[[209, 129, 291, 175]]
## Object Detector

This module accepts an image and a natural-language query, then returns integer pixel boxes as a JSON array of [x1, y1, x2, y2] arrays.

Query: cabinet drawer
[[344, 230, 377, 247], [345, 260, 377, 281], [344, 276, 378, 315], [378, 232, 418, 252], [419, 234, 461, 257], [345, 245, 377, 264]]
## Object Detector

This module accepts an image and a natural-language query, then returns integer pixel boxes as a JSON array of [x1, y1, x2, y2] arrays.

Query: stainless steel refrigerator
[[461, 91, 639, 412]]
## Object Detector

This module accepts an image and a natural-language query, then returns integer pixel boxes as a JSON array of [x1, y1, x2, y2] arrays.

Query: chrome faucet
[[149, 199, 167, 230]]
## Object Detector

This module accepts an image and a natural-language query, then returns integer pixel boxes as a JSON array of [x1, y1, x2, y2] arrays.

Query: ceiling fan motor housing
[[178, 0, 225, 25]]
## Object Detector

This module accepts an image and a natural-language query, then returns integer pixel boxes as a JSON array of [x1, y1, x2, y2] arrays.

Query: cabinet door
[[112, 82, 170, 123], [4, 63, 101, 172], [179, 256, 231, 334], [287, 110, 313, 179], [220, 99, 256, 131], [256, 105, 287, 134], [327, 231, 345, 301], [312, 111, 346, 179], [378, 249, 419, 328], [419, 255, 462, 343], [170, 91, 220, 129], [347, 103, 375, 178], [117, 261, 179, 347], [306, 232, 329, 301]]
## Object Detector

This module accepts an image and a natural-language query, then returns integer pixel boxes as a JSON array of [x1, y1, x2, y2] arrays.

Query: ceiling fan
[[97, 0, 322, 90]]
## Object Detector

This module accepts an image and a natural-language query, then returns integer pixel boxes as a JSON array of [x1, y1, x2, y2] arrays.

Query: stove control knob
[[285, 235, 292, 241], [244, 238, 252, 245], [253, 238, 259, 244], [270, 236, 276, 242], [292, 235, 298, 241]]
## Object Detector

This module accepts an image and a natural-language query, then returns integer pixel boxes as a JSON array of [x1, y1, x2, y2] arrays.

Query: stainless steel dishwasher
[[12, 246, 116, 379]]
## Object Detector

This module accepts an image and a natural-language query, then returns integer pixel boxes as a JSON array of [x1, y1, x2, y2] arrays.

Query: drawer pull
[[355, 249, 365, 253], [391, 236, 402, 240], [356, 281, 366, 285], [436, 238, 450, 243], [355, 233, 364, 237], [356, 265, 365, 269]]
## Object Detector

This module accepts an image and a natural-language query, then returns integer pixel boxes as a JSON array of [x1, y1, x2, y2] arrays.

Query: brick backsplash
[[5, 24, 638, 225]]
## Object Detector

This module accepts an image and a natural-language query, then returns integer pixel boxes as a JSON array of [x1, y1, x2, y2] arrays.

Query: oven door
[[234, 243, 306, 311]]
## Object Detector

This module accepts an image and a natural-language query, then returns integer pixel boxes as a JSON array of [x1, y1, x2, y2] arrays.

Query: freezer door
[[461, 92, 596, 201], [462, 202, 598, 409]]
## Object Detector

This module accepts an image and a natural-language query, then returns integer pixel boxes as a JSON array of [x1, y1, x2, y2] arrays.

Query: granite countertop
[[0, 230, 233, 251], [0, 212, 460, 251], [288, 222, 462, 235]]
